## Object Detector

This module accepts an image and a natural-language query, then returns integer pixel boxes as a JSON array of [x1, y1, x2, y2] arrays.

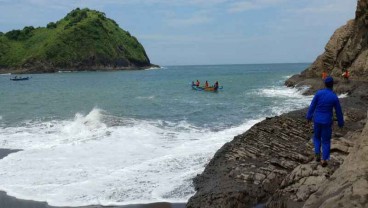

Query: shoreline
[[0, 64, 160, 74], [0, 191, 185, 208], [0, 149, 184, 208]]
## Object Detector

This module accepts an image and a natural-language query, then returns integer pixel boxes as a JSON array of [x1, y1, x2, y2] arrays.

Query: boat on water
[[192, 85, 223, 92], [10, 77, 30, 81]]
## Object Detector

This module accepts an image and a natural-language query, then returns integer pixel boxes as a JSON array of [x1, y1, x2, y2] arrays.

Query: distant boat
[[192, 85, 223, 92], [10, 77, 29, 81]]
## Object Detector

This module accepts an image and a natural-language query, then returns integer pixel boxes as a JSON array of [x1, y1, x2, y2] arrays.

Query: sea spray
[[0, 107, 262, 206]]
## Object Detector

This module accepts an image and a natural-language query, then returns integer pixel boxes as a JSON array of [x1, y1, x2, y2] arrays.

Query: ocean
[[0, 63, 312, 206]]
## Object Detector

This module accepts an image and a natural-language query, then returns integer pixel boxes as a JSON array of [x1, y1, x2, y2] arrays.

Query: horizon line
[[161, 62, 312, 67]]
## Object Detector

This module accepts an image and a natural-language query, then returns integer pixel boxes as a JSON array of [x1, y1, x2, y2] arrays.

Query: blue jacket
[[306, 88, 344, 127]]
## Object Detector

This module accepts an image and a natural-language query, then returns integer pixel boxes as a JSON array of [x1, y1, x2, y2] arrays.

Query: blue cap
[[324, 76, 333, 83]]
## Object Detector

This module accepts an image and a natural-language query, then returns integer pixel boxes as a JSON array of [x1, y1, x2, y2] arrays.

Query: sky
[[0, 0, 357, 66]]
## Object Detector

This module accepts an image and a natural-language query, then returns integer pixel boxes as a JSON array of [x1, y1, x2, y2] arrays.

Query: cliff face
[[0, 8, 154, 73], [287, 0, 368, 85]]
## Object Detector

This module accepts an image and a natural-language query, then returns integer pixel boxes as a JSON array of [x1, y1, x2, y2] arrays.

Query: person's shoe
[[321, 160, 328, 167], [315, 154, 321, 162]]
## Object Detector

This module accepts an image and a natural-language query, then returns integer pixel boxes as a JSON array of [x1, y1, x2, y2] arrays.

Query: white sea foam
[[254, 86, 313, 115], [0, 73, 11, 75], [136, 95, 155, 100], [145, 66, 161, 70], [0, 108, 261, 206], [338, 93, 348, 98], [258, 86, 309, 98]]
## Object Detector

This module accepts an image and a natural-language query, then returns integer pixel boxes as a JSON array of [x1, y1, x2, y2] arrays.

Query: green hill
[[0, 8, 155, 73]]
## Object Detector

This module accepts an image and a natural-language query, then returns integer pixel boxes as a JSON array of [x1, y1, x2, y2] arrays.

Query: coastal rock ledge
[[186, 105, 367, 208]]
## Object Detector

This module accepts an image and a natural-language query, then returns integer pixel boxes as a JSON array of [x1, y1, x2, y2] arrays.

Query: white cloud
[[140, 34, 202, 42], [140, 33, 265, 45], [166, 11, 212, 27], [293, 0, 357, 14], [76, 0, 228, 7], [228, 0, 287, 13]]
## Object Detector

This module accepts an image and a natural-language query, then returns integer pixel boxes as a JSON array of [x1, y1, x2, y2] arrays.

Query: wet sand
[[0, 191, 185, 208], [0, 148, 22, 159], [0, 148, 185, 208]]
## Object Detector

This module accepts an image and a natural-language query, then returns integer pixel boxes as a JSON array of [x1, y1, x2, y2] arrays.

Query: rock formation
[[186, 110, 314, 208], [186, 100, 367, 207], [303, 117, 368, 208], [286, 0, 368, 87]]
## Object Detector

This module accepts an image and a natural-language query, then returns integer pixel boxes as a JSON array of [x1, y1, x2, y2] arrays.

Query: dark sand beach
[[0, 149, 185, 208], [0, 148, 22, 160]]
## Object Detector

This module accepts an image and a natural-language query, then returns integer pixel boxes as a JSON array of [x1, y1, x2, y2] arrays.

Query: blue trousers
[[313, 123, 332, 160]]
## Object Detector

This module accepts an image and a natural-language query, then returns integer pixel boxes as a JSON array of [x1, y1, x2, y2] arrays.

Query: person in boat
[[306, 76, 344, 167], [191, 81, 195, 86], [214, 81, 219, 90], [196, 80, 200, 87], [205, 81, 209, 88]]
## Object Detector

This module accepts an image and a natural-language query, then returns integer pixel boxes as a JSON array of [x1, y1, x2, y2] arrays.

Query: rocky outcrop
[[286, 0, 368, 87], [302, 115, 368, 208], [265, 129, 364, 208], [186, 101, 367, 208], [186, 110, 314, 208]]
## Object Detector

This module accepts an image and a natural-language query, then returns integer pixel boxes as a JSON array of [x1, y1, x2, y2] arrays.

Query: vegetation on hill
[[0, 8, 153, 73]]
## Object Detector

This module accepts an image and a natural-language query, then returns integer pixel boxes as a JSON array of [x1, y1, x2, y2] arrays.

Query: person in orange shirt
[[322, 71, 327, 80], [205, 81, 209, 88], [342, 69, 350, 80]]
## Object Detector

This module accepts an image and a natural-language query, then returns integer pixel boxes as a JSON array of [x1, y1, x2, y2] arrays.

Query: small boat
[[10, 77, 29, 81], [192, 85, 223, 92], [192, 85, 205, 91]]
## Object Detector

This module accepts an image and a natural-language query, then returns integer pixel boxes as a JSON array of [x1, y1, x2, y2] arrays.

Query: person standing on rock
[[306, 76, 344, 167], [322, 71, 327, 80], [342, 69, 350, 81]]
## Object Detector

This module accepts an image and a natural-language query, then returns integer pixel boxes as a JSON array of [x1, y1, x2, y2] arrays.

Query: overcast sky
[[0, 0, 357, 66]]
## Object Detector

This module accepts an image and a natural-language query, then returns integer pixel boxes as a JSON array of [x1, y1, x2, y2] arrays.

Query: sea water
[[0, 64, 312, 206]]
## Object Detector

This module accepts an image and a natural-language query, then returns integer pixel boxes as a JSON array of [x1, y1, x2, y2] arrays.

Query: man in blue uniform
[[306, 76, 344, 167]]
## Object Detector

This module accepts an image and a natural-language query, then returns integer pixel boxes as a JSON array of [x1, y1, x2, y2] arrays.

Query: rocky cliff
[[0, 8, 155, 73], [286, 0, 368, 87]]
